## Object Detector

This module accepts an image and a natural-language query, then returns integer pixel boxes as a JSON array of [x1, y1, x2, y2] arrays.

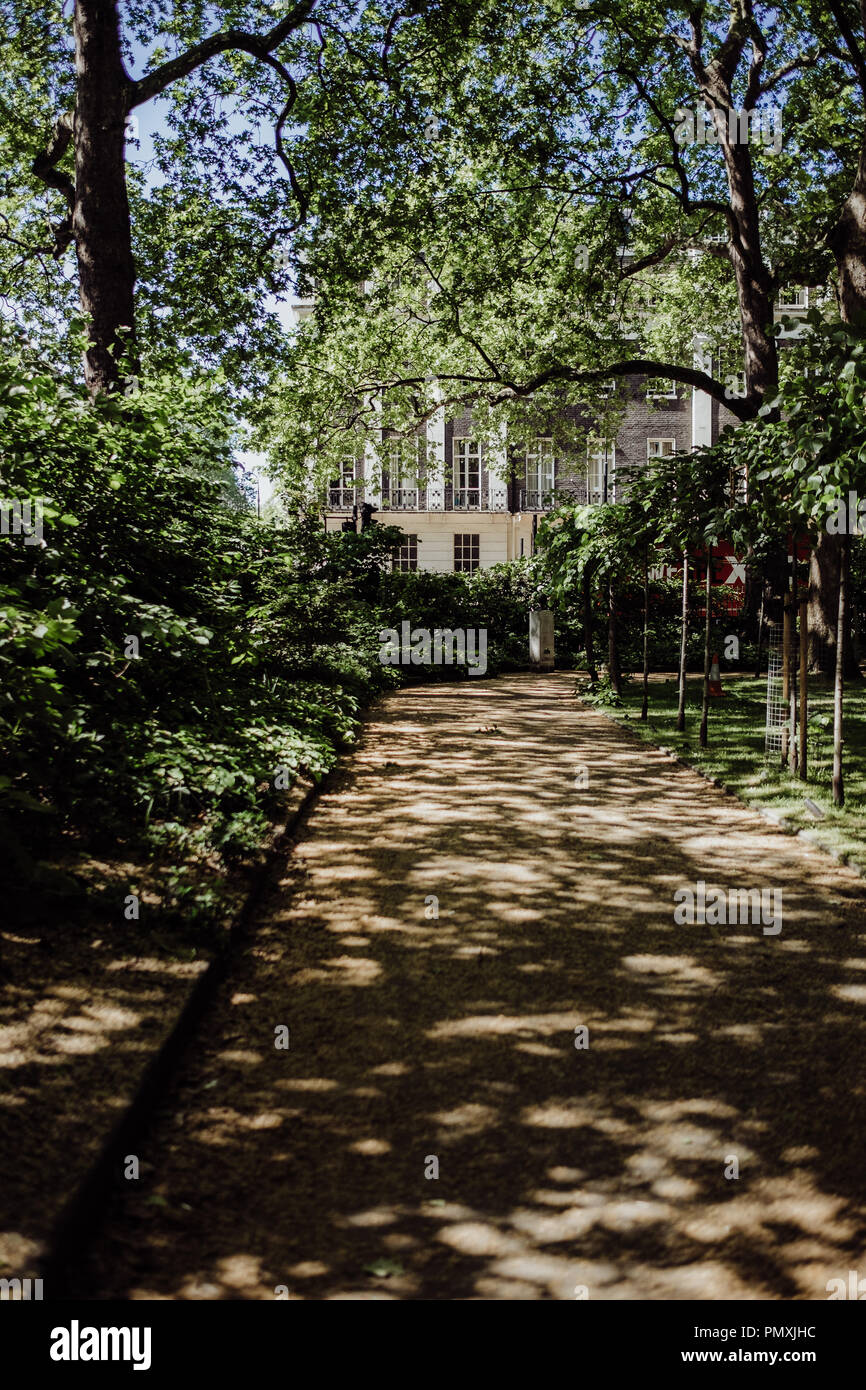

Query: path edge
[[586, 701, 866, 883], [38, 768, 335, 1299]]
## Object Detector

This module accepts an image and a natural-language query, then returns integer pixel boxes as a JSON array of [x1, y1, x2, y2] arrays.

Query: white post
[[692, 333, 713, 449], [529, 610, 555, 669], [363, 396, 382, 507], [487, 426, 508, 511], [425, 386, 445, 510]]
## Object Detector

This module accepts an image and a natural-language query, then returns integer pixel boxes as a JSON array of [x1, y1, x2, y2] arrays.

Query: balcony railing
[[325, 486, 510, 512], [520, 489, 555, 511], [326, 487, 356, 511], [381, 487, 424, 510], [521, 483, 613, 509], [450, 487, 485, 510]]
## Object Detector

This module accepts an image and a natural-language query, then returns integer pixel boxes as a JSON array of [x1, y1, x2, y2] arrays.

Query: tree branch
[[743, 18, 767, 109], [31, 111, 75, 213], [827, 0, 866, 98], [126, 0, 318, 109], [758, 48, 823, 97], [359, 357, 758, 424]]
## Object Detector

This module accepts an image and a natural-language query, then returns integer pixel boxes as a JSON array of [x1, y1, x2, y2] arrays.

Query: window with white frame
[[525, 438, 554, 500], [454, 533, 480, 572], [646, 377, 678, 400], [384, 438, 421, 506], [710, 345, 746, 400], [647, 438, 676, 460], [392, 533, 418, 572], [586, 440, 615, 503], [713, 345, 739, 376], [387, 438, 421, 483], [778, 285, 808, 310], [328, 456, 356, 505], [453, 438, 481, 491]]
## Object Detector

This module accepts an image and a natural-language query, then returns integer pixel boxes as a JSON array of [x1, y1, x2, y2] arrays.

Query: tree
[[8, 1, 321, 392], [2, 1, 475, 395], [628, 443, 735, 742], [267, 1, 866, 651], [706, 311, 866, 802], [538, 498, 650, 697]]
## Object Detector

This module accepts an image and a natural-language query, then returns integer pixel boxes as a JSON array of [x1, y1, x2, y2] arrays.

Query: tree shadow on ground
[[0, 899, 208, 1281], [74, 674, 866, 1301]]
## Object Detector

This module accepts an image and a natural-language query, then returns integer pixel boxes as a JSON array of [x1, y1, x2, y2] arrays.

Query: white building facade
[[301, 291, 810, 575]]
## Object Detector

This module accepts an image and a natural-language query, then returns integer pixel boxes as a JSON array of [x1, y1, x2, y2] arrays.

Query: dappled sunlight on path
[[81, 674, 866, 1300]]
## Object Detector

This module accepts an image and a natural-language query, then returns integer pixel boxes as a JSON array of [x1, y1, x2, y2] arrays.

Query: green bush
[[0, 349, 403, 919]]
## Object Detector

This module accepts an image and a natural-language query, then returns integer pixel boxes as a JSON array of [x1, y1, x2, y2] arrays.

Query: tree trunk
[[781, 572, 792, 766], [699, 552, 711, 748], [73, 0, 137, 395], [828, 124, 866, 323], [817, 131, 866, 673], [607, 579, 622, 696], [754, 579, 765, 678], [833, 534, 849, 807], [641, 546, 649, 720], [676, 549, 689, 732], [582, 568, 597, 686], [799, 596, 808, 781], [808, 532, 858, 677], [724, 145, 778, 405], [787, 563, 798, 774]]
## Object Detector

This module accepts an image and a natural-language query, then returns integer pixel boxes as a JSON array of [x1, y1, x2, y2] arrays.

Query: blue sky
[[123, 23, 304, 501]]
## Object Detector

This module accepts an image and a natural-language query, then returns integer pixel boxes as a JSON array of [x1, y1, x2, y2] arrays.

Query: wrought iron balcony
[[326, 487, 357, 511], [326, 484, 509, 513], [449, 487, 486, 510], [519, 488, 554, 511], [380, 487, 424, 510]]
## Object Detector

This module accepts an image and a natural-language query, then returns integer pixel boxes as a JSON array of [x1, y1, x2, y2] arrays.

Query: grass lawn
[[584, 671, 866, 876]]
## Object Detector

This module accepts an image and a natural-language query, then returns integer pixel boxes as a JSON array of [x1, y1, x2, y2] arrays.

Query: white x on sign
[[726, 559, 746, 585]]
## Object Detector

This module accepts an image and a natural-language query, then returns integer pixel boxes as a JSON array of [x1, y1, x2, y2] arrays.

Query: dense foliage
[[0, 346, 374, 916], [0, 344, 557, 920]]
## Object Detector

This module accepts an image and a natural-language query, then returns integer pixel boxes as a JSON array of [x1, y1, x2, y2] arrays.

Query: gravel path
[[79, 673, 866, 1300]]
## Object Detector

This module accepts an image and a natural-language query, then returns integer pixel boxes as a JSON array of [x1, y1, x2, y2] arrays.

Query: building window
[[393, 533, 418, 572], [639, 288, 662, 314], [454, 533, 480, 572], [328, 456, 356, 508], [646, 378, 678, 400], [453, 438, 481, 507], [647, 438, 676, 459], [524, 437, 554, 509], [778, 286, 808, 310], [587, 439, 615, 503], [526, 438, 554, 491], [384, 438, 421, 509], [713, 346, 747, 401]]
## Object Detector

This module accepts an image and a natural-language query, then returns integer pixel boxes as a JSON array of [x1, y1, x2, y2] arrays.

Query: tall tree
[[2, 1, 472, 395], [268, 2, 866, 657], [18, 0, 321, 393]]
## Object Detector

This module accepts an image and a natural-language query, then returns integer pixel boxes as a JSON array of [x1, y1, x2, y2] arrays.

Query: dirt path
[[79, 673, 866, 1300]]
